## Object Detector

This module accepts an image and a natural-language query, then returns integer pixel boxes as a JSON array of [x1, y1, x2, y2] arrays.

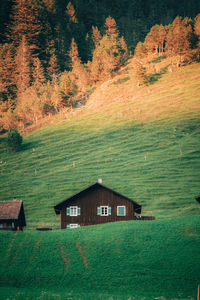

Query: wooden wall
[[60, 185, 135, 229]]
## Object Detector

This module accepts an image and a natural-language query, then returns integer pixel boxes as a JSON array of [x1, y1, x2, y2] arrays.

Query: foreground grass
[[0, 216, 200, 299]]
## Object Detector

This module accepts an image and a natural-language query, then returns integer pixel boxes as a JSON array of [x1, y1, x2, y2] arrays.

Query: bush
[[6, 129, 23, 152]]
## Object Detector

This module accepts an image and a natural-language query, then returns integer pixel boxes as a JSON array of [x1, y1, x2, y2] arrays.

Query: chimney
[[98, 178, 102, 184]]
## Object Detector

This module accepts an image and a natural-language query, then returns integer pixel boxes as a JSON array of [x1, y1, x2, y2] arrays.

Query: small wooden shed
[[0, 200, 26, 231], [54, 181, 142, 229]]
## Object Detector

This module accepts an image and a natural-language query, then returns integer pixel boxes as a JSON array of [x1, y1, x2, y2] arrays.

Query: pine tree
[[133, 59, 148, 87], [47, 52, 60, 81], [32, 57, 46, 89], [68, 38, 80, 67], [145, 24, 166, 55], [194, 14, 200, 47], [92, 26, 102, 48], [66, 2, 78, 23], [105, 16, 119, 38], [7, 0, 42, 56], [0, 43, 16, 104], [166, 16, 192, 58], [15, 36, 31, 97], [134, 42, 147, 57]]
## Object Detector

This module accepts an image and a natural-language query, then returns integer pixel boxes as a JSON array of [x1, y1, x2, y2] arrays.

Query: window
[[0, 224, 3, 229], [66, 224, 80, 229], [66, 206, 81, 216], [117, 206, 126, 216], [97, 206, 111, 216]]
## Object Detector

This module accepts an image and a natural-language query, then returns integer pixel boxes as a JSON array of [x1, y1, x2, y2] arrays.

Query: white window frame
[[70, 206, 78, 216], [100, 206, 109, 216], [117, 206, 126, 216], [67, 224, 80, 229]]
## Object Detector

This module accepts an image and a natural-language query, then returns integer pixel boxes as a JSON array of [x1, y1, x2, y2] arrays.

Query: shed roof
[[0, 200, 24, 220], [54, 182, 142, 214]]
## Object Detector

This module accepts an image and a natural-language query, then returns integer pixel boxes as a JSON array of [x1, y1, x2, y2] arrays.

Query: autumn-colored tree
[[194, 14, 200, 47], [15, 36, 31, 97], [166, 16, 192, 58], [134, 42, 147, 57], [119, 36, 129, 61], [105, 16, 119, 38], [47, 51, 60, 81], [66, 2, 78, 23], [59, 71, 77, 106], [133, 59, 148, 87], [68, 38, 80, 67], [0, 43, 16, 104], [145, 24, 166, 55], [7, 0, 42, 55], [92, 26, 102, 49], [90, 16, 126, 82], [32, 57, 46, 89]]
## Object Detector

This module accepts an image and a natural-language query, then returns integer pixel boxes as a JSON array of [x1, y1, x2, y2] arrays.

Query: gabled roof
[[0, 200, 24, 220], [54, 182, 142, 214]]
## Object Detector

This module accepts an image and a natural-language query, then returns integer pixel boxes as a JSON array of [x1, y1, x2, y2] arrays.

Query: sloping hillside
[[0, 60, 200, 300], [1, 216, 200, 299], [0, 61, 200, 228]]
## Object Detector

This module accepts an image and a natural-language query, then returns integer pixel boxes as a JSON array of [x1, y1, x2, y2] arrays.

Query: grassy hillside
[[1, 216, 200, 299], [0, 62, 200, 229], [0, 60, 200, 299]]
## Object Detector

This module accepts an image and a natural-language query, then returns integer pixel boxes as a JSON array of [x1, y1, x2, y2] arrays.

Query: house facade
[[54, 182, 141, 229], [0, 200, 26, 231]]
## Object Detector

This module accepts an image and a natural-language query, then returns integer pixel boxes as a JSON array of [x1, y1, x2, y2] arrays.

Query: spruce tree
[[66, 2, 78, 23], [15, 36, 31, 97], [92, 26, 102, 49], [105, 16, 119, 38], [194, 14, 200, 47], [0, 43, 16, 104], [7, 0, 42, 56], [32, 57, 46, 89], [68, 38, 80, 67], [166, 16, 192, 59]]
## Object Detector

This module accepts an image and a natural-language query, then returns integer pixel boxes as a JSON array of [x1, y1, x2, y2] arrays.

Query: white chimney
[[98, 178, 102, 184]]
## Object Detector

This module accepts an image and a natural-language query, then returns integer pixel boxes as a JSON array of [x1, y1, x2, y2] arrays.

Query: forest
[[0, 0, 200, 131]]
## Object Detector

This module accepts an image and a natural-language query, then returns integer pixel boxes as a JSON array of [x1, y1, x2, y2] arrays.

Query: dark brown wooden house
[[0, 200, 26, 231], [54, 181, 142, 229]]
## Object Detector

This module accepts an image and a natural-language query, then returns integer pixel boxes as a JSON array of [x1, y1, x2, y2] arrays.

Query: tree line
[[0, 0, 200, 131]]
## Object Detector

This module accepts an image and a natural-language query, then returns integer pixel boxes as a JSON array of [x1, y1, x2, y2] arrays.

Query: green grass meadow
[[0, 62, 200, 299], [1, 217, 200, 299], [0, 117, 200, 228]]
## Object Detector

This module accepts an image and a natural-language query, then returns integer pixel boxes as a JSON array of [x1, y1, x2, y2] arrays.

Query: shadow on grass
[[148, 66, 168, 85], [22, 141, 39, 151]]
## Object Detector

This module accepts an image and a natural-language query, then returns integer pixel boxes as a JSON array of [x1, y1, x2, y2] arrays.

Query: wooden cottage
[[0, 200, 26, 231], [54, 181, 141, 229]]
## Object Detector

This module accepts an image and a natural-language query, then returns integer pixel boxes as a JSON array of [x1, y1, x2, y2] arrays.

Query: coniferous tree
[[32, 57, 46, 89], [145, 24, 166, 55], [134, 42, 147, 57], [194, 14, 200, 46], [68, 38, 81, 67], [133, 59, 148, 87], [166, 16, 192, 59], [92, 26, 102, 49], [15, 36, 31, 97], [105, 16, 119, 38], [47, 52, 60, 81], [7, 0, 42, 56], [66, 2, 78, 23], [0, 43, 16, 104]]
